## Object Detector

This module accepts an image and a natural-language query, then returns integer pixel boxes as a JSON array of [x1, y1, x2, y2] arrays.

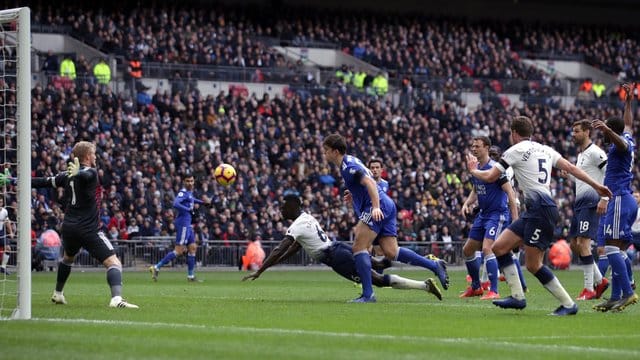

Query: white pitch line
[[33, 317, 640, 356]]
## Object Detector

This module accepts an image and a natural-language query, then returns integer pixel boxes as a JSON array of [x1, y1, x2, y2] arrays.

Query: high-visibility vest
[[93, 62, 111, 84], [129, 60, 142, 78], [60, 58, 76, 80], [353, 72, 366, 89], [592, 83, 606, 98]]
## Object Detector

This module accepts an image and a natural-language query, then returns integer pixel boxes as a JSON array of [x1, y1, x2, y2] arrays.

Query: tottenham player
[[32, 141, 138, 308], [460, 136, 519, 300], [242, 192, 443, 300], [592, 83, 639, 312], [466, 116, 611, 316], [323, 134, 448, 303], [566, 120, 609, 300]]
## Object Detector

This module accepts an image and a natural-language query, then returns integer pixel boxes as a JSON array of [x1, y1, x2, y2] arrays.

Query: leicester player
[[460, 136, 519, 300], [32, 141, 138, 308], [150, 170, 211, 282], [592, 83, 639, 312], [323, 134, 448, 303]]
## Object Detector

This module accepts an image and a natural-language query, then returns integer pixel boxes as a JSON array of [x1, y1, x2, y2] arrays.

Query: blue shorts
[[602, 194, 637, 242], [175, 225, 195, 246], [359, 194, 397, 239], [568, 206, 599, 240], [468, 211, 510, 242], [509, 205, 559, 251], [321, 242, 360, 283]]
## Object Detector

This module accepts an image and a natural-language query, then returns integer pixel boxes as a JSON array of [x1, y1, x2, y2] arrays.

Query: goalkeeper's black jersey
[[32, 167, 101, 232]]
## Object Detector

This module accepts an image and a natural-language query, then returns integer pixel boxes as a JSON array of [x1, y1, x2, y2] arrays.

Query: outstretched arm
[[242, 236, 299, 281], [555, 158, 612, 198], [623, 83, 634, 134]]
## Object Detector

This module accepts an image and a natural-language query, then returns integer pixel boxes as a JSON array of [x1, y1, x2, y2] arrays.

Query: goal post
[[0, 6, 31, 320]]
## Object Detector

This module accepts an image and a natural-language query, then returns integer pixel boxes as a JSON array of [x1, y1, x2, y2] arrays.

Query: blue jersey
[[377, 178, 389, 193], [472, 159, 509, 215], [341, 155, 377, 217], [173, 188, 203, 227], [603, 132, 635, 196]]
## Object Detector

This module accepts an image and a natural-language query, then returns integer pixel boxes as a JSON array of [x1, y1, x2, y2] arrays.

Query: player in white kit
[[466, 116, 611, 316], [242, 191, 443, 300]]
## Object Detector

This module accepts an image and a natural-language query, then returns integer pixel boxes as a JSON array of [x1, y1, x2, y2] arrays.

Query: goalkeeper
[[29, 141, 138, 308]]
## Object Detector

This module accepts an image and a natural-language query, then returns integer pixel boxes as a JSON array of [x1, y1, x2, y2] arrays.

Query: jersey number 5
[[537, 159, 548, 184]]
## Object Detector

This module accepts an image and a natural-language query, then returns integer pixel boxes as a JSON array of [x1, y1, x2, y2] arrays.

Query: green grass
[[1, 268, 639, 360]]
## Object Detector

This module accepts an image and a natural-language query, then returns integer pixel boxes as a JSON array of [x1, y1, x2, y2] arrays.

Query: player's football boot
[[459, 286, 483, 298], [436, 260, 449, 290], [480, 290, 500, 300], [465, 274, 472, 283], [550, 303, 578, 316], [0, 267, 9, 275], [349, 294, 377, 303], [609, 293, 638, 312], [109, 296, 139, 309], [481, 281, 491, 291], [499, 274, 506, 282], [593, 298, 617, 312], [576, 288, 597, 301], [492, 296, 526, 310], [187, 276, 203, 283], [594, 277, 609, 299], [149, 266, 159, 281], [425, 278, 443, 301], [51, 291, 67, 305]]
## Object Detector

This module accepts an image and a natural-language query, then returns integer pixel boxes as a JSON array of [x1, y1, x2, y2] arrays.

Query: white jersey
[[0, 208, 7, 232], [632, 208, 640, 235], [495, 140, 561, 204], [574, 143, 607, 208], [285, 212, 331, 261]]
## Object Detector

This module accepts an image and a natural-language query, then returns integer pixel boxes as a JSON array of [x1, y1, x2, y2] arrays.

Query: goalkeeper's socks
[[187, 253, 196, 277], [396, 247, 437, 272], [156, 251, 177, 268]]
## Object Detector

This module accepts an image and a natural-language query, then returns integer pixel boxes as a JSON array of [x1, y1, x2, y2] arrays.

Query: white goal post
[[0, 6, 31, 320]]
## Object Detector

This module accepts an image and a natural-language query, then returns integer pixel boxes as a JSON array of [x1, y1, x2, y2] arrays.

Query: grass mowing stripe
[[34, 317, 640, 357]]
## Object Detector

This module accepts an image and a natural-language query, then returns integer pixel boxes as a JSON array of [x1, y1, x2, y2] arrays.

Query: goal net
[[0, 7, 31, 320]]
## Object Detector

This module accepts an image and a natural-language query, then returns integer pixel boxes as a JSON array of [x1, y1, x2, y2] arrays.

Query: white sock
[[480, 262, 488, 283], [503, 263, 525, 300], [592, 263, 603, 284], [543, 277, 574, 307], [1, 253, 8, 267], [584, 263, 594, 291], [388, 274, 426, 290]]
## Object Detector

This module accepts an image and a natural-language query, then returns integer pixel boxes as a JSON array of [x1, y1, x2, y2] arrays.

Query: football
[[214, 163, 237, 186]]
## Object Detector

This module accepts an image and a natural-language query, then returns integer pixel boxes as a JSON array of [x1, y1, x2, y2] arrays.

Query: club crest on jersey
[[349, 168, 356, 174]]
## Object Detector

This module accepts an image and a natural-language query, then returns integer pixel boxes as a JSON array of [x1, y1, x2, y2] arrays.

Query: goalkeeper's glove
[[0, 168, 11, 186], [67, 157, 80, 178]]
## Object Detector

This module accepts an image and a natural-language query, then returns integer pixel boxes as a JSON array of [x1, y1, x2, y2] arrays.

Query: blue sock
[[513, 256, 527, 290], [606, 247, 632, 300], [598, 255, 609, 278], [485, 254, 499, 293], [396, 247, 437, 272], [156, 251, 177, 269], [355, 251, 374, 298], [187, 253, 196, 277], [465, 255, 481, 289], [622, 252, 635, 284]]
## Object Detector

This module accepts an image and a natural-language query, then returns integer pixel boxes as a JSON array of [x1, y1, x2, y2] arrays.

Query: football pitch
[[1, 268, 639, 359]]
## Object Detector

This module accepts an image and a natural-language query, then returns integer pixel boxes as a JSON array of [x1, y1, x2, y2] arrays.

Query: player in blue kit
[[323, 134, 448, 303], [592, 83, 639, 312], [150, 170, 211, 282], [242, 192, 443, 301], [466, 116, 611, 315], [460, 136, 519, 300]]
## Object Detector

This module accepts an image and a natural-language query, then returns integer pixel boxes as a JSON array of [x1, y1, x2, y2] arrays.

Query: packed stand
[[20, 76, 640, 259]]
